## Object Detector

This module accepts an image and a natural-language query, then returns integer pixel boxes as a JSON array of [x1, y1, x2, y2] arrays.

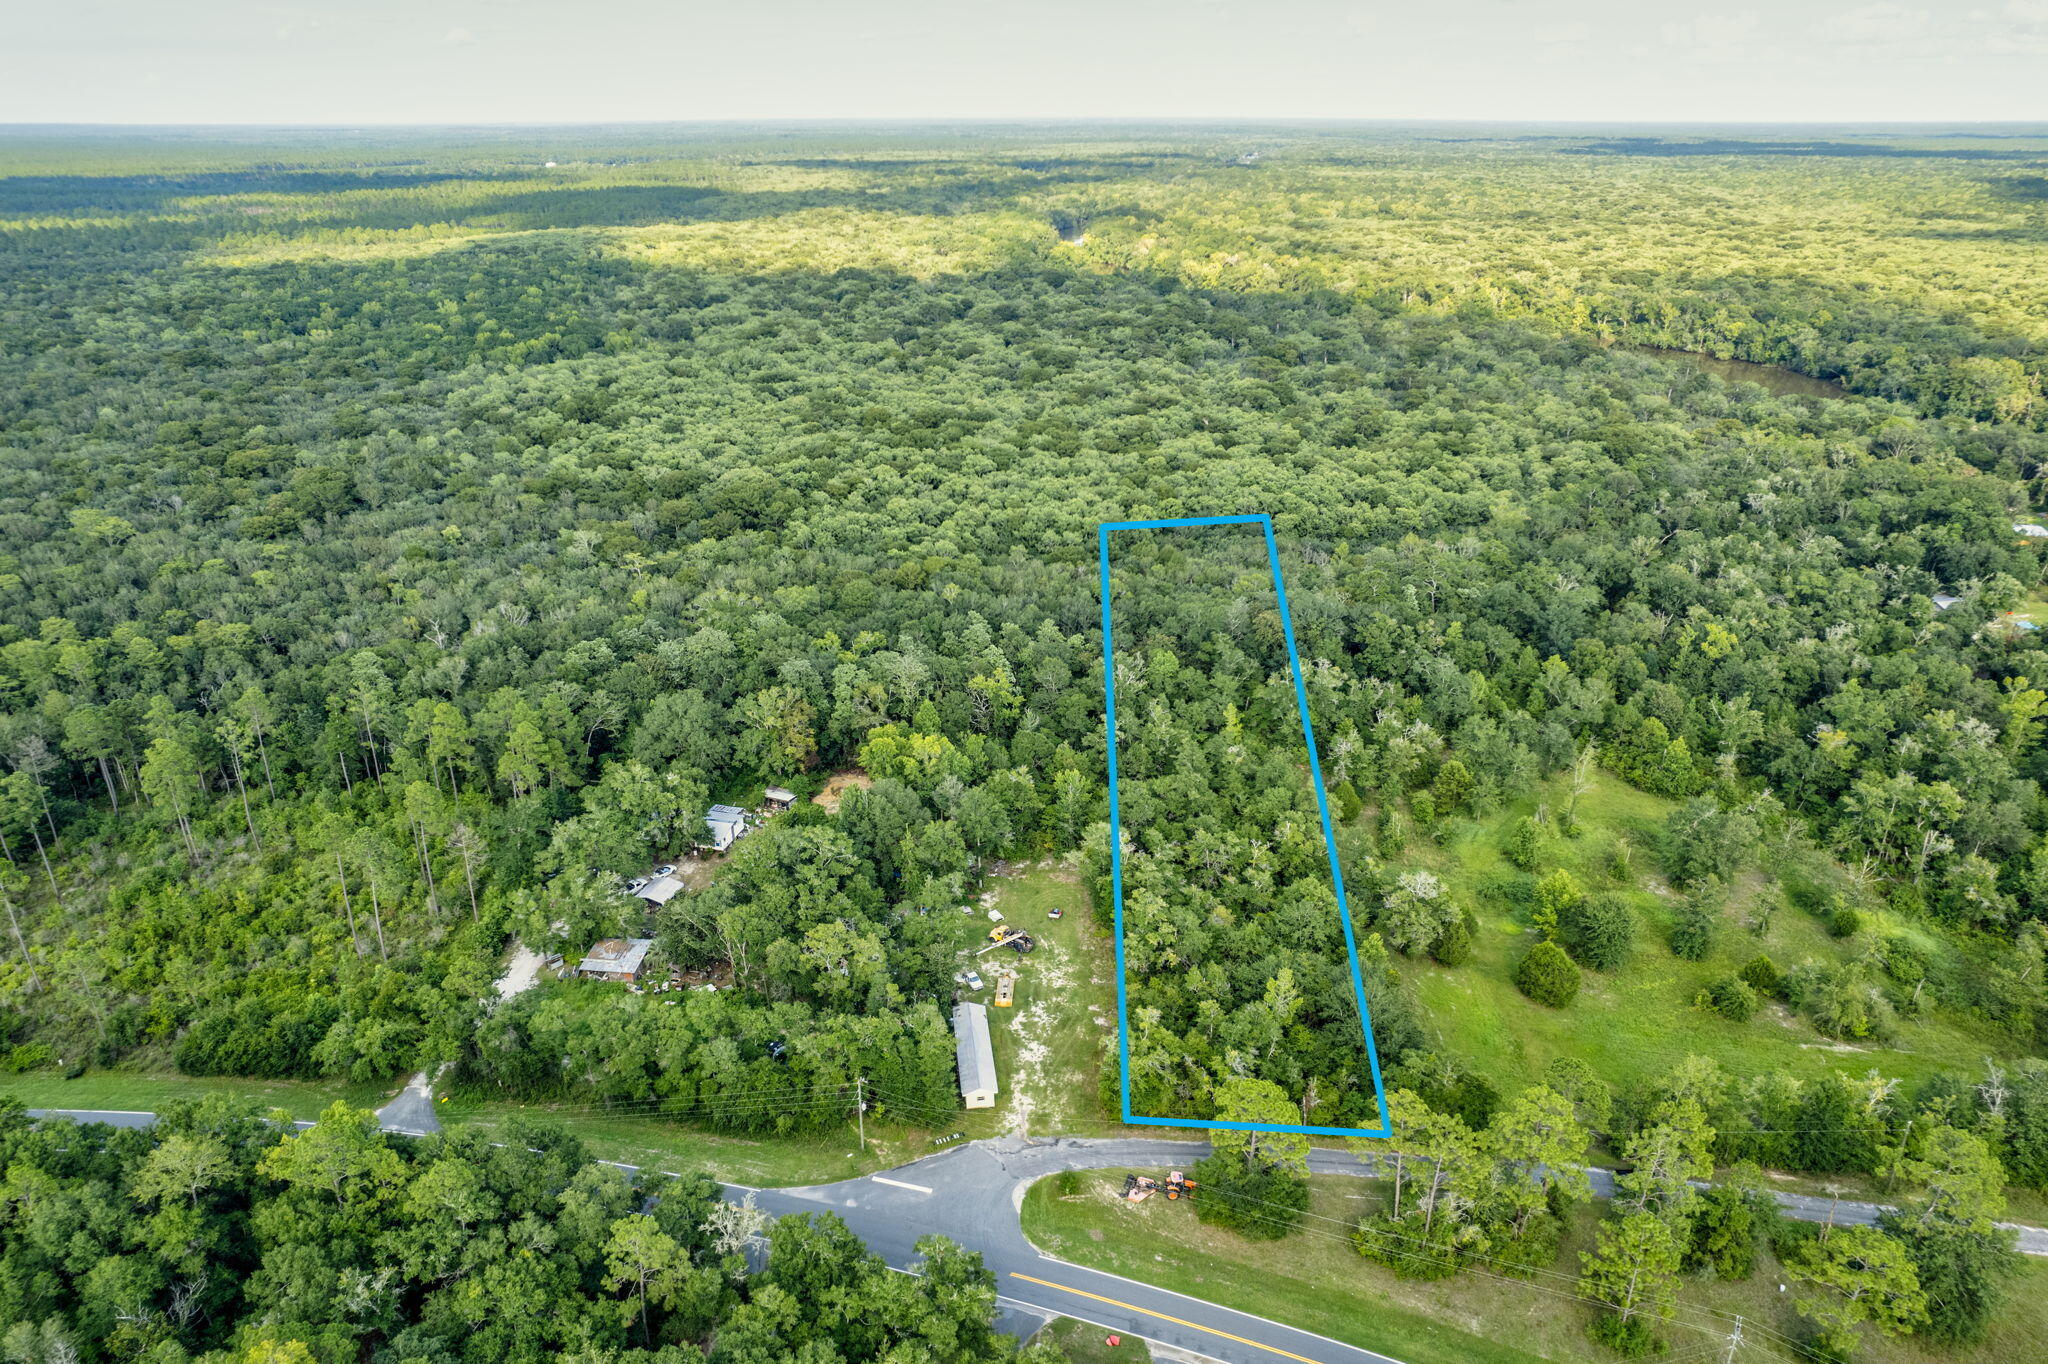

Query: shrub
[[1431, 758, 1474, 817], [1473, 872, 1536, 913], [1669, 900, 1717, 961], [1561, 894, 1635, 972], [1376, 806, 1406, 855], [1431, 916, 1474, 966], [1409, 789, 1437, 828], [1687, 1181, 1762, 1279], [1829, 904, 1863, 939], [1354, 1210, 1465, 1280], [1332, 780, 1364, 824], [4, 1042, 55, 1073], [785, 800, 831, 827], [1192, 1154, 1308, 1240], [1873, 934, 1929, 987], [1533, 869, 1584, 940], [1786, 963, 1896, 1042], [1738, 954, 1783, 998], [1504, 815, 1542, 872], [1516, 940, 1581, 1006], [1783, 878, 1831, 916], [1588, 1313, 1660, 1358], [174, 996, 341, 1079], [1699, 975, 1759, 1022]]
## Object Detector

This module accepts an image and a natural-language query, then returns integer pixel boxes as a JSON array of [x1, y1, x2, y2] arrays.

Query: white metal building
[[636, 874, 686, 906], [952, 1001, 999, 1108]]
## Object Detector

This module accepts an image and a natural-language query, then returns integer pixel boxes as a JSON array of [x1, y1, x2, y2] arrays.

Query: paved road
[[740, 1136, 1407, 1364], [26, 1112, 2048, 1362], [374, 1072, 441, 1136], [19, 1113, 1357, 1361]]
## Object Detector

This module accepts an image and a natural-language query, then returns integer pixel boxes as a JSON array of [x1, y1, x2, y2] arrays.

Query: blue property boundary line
[[1099, 514, 1393, 1140]]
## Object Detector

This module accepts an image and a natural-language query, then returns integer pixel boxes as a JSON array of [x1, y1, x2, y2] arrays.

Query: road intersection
[[26, 1111, 2048, 1363]]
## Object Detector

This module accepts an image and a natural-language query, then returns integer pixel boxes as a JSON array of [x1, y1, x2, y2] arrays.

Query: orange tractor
[[1121, 1170, 1197, 1203]]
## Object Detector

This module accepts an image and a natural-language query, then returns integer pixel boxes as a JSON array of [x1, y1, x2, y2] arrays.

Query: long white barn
[[952, 1001, 998, 1108]]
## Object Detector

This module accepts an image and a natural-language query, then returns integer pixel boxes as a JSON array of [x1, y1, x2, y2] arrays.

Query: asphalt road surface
[[26, 1112, 2048, 1363], [738, 1135, 1409, 1364]]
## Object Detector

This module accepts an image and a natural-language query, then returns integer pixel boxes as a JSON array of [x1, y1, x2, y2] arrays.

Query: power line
[[1153, 1167, 1829, 1358]]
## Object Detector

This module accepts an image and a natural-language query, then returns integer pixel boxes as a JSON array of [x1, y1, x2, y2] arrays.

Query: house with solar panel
[[702, 804, 750, 853]]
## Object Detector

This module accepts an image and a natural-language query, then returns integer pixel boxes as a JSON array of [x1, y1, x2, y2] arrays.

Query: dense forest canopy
[[0, 1096, 1051, 1363], [2, 122, 2048, 1358]]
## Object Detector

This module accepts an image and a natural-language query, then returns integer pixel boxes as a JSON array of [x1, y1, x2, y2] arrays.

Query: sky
[[4, 0, 2047, 126]]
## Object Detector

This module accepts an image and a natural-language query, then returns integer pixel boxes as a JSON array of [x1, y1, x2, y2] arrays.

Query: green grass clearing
[[930, 860, 1204, 1143], [1390, 772, 2020, 1097], [437, 1099, 915, 1186], [1023, 1169, 1557, 1364], [0, 1067, 395, 1121], [950, 859, 1119, 1137], [1023, 1168, 2048, 1364]]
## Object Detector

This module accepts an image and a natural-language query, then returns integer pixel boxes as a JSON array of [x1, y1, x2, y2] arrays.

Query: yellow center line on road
[[1006, 1271, 1328, 1364]]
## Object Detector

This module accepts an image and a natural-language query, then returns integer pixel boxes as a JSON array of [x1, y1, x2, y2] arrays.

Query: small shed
[[704, 805, 749, 853], [577, 937, 654, 982], [637, 874, 686, 906], [763, 786, 798, 812], [952, 1001, 999, 1109], [2016, 523, 2048, 539], [1933, 593, 1962, 611]]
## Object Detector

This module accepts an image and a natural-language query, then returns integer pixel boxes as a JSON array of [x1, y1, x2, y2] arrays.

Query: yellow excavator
[[981, 925, 1036, 955]]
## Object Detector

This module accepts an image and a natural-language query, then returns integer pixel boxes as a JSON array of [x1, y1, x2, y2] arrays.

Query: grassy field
[[0, 1068, 394, 1121], [1022, 1169, 2048, 1364], [437, 1099, 908, 1186], [1030, 1318, 1153, 1362], [1023, 1170, 1558, 1364], [943, 858, 1129, 1139], [1394, 773, 2019, 1096]]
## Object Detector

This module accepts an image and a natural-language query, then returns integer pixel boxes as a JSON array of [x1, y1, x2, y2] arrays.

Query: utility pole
[[1722, 1316, 1743, 1364], [856, 1076, 867, 1153]]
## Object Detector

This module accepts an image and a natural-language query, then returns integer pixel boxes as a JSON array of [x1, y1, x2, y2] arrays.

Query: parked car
[[957, 969, 985, 991], [625, 877, 649, 895], [654, 864, 677, 877], [1048, 907, 1064, 919]]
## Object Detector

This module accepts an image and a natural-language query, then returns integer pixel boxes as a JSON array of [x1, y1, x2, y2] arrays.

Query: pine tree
[[1578, 1212, 1681, 1356]]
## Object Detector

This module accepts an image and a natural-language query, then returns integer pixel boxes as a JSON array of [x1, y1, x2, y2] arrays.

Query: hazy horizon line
[[4, 116, 2048, 134]]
